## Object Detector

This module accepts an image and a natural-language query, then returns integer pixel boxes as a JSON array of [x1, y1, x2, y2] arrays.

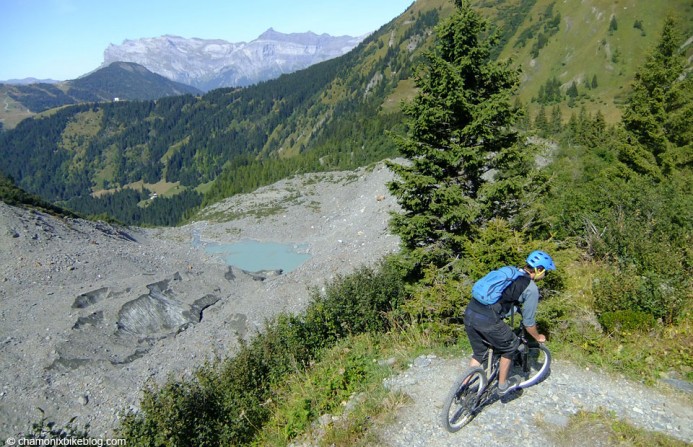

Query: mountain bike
[[440, 322, 551, 432]]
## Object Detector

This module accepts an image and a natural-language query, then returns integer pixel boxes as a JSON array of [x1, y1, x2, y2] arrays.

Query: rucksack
[[471, 266, 526, 305]]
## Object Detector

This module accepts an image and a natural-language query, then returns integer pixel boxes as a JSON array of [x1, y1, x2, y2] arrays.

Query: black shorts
[[464, 308, 519, 362]]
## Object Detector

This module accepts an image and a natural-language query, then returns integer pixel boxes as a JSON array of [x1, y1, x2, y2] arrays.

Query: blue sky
[[1, 0, 414, 81]]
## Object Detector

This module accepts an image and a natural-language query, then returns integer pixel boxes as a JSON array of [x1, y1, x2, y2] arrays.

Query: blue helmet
[[526, 250, 556, 271]]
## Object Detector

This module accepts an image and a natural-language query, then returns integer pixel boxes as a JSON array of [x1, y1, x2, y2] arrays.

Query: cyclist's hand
[[536, 334, 547, 344]]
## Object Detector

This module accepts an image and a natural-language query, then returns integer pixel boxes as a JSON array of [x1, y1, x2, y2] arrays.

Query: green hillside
[[0, 172, 77, 217], [0, 62, 201, 128], [501, 0, 693, 123], [0, 0, 690, 226]]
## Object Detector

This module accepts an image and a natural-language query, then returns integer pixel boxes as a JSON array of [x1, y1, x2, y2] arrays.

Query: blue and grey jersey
[[516, 280, 539, 327]]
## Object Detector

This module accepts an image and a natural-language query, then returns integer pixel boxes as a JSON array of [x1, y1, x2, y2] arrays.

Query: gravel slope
[[0, 162, 399, 439]]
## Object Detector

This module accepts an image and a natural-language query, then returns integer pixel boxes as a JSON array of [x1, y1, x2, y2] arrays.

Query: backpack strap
[[497, 274, 531, 316]]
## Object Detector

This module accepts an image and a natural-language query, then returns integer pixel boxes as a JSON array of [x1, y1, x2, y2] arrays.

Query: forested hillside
[[0, 0, 690, 227], [0, 0, 444, 225], [0, 62, 202, 124]]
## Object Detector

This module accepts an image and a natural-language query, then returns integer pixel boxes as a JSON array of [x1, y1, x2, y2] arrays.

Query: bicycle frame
[[441, 312, 552, 432], [480, 322, 539, 392]]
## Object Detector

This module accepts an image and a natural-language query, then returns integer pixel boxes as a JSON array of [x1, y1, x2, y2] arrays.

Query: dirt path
[[376, 355, 693, 446]]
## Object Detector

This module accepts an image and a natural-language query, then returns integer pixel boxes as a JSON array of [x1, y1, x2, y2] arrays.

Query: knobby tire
[[516, 344, 551, 388], [440, 366, 486, 432]]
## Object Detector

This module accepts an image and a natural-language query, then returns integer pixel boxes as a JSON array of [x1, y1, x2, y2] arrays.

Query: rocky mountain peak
[[103, 29, 365, 92]]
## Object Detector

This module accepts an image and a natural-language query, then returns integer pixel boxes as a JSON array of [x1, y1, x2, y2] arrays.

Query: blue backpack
[[472, 266, 526, 305]]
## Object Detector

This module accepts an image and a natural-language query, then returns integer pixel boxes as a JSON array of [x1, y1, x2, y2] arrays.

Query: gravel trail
[[378, 354, 693, 446]]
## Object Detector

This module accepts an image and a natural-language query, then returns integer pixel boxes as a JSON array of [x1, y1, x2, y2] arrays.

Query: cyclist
[[463, 250, 556, 396]]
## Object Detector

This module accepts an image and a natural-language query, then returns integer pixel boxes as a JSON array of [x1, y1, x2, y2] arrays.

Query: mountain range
[[0, 62, 202, 129], [102, 29, 366, 91], [0, 29, 365, 130], [0, 0, 690, 227]]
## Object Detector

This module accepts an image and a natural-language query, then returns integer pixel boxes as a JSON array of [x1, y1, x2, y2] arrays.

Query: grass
[[381, 79, 417, 115], [540, 408, 691, 447], [252, 327, 443, 446], [92, 179, 186, 202], [0, 89, 35, 129]]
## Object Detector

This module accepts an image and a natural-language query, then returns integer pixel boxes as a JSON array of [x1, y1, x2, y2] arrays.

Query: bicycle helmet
[[526, 250, 556, 271]]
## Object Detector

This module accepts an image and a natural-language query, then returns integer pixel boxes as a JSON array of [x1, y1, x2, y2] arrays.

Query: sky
[[1, 0, 415, 81]]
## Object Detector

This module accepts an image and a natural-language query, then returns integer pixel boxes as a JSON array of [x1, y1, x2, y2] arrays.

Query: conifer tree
[[387, 0, 532, 272], [534, 105, 549, 135], [566, 81, 579, 98], [550, 105, 563, 135], [609, 15, 618, 33], [619, 17, 692, 178]]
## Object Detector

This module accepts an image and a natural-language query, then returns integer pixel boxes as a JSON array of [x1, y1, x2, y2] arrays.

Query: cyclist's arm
[[519, 282, 546, 342], [525, 325, 546, 343]]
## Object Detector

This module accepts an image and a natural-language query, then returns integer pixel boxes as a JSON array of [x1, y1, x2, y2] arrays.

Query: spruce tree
[[566, 81, 579, 98], [609, 15, 618, 33], [387, 0, 533, 273], [550, 105, 563, 135], [620, 17, 692, 177], [534, 105, 549, 136]]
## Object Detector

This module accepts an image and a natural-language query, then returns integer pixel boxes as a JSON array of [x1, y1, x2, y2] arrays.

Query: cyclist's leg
[[499, 356, 512, 384], [464, 315, 490, 368], [478, 320, 520, 389]]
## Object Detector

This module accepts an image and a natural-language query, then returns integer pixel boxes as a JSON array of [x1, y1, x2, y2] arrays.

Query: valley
[[0, 162, 400, 438]]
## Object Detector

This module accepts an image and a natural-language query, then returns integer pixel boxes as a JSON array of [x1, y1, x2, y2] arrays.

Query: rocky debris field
[[0, 162, 400, 439]]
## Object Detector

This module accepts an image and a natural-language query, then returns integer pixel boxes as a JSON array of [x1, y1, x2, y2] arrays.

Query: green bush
[[598, 310, 657, 334], [593, 265, 686, 324], [300, 258, 407, 348], [119, 380, 223, 446], [544, 148, 691, 324], [400, 263, 468, 335]]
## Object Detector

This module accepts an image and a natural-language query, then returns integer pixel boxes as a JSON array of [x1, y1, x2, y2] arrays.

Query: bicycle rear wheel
[[440, 366, 486, 432], [515, 344, 551, 388]]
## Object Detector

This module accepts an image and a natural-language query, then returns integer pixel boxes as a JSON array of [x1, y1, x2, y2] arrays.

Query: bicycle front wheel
[[440, 366, 486, 432], [516, 344, 551, 388]]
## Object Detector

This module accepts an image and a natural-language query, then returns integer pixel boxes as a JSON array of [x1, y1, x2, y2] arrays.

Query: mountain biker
[[463, 250, 556, 396]]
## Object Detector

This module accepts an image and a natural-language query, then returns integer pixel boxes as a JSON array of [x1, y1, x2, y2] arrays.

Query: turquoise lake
[[203, 239, 311, 273]]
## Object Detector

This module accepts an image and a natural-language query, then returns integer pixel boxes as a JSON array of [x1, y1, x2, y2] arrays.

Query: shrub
[[545, 157, 691, 325], [300, 257, 407, 349], [400, 263, 468, 335], [598, 310, 657, 334], [593, 266, 686, 324]]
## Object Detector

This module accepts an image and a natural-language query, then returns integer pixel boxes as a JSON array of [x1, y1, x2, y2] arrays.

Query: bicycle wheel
[[440, 366, 486, 432], [515, 344, 551, 388]]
